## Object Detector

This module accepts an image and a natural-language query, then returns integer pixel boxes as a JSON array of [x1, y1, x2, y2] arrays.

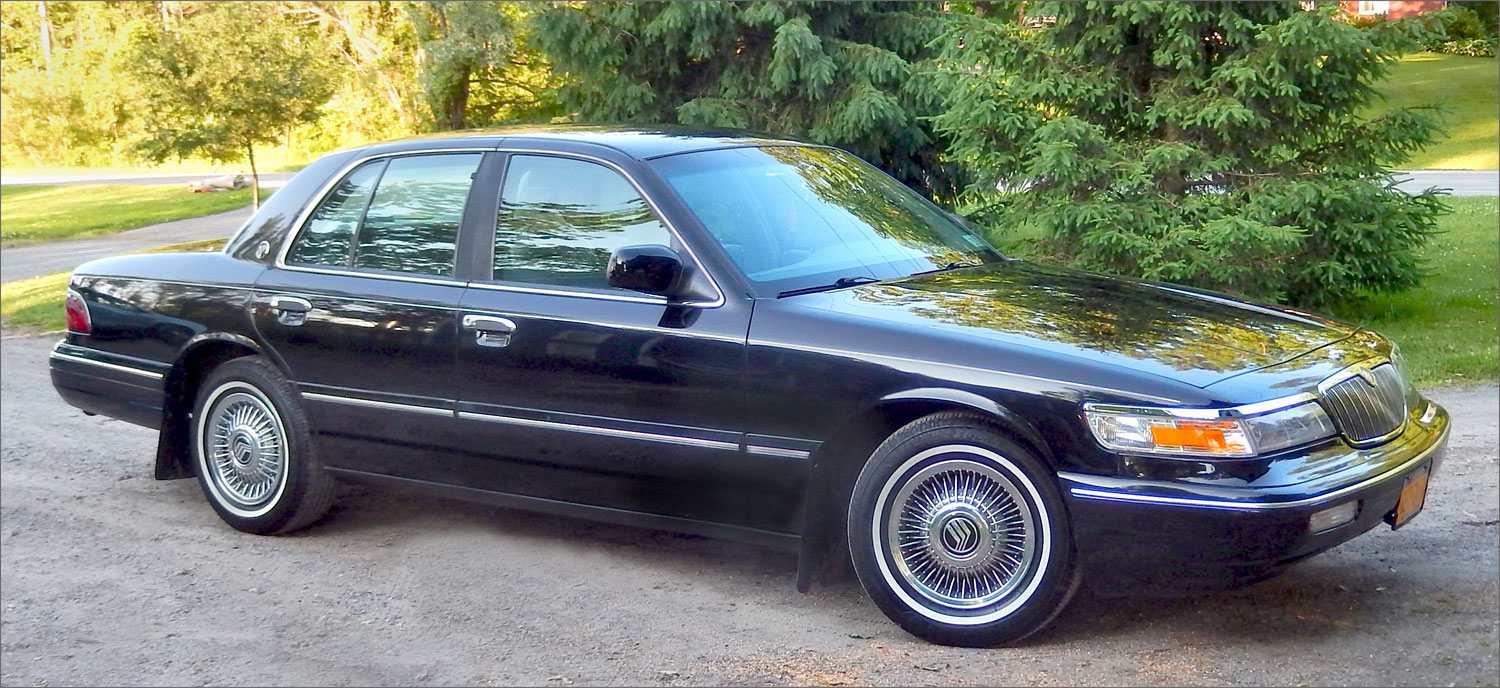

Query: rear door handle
[[268, 295, 312, 326], [462, 314, 517, 348]]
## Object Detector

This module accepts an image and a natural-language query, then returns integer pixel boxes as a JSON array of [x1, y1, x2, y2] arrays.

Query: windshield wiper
[[777, 275, 881, 298]]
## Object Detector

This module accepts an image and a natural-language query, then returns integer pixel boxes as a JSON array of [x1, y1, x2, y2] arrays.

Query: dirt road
[[1, 335, 1495, 686]]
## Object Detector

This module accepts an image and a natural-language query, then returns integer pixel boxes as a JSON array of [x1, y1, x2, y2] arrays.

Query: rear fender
[[154, 332, 267, 480]]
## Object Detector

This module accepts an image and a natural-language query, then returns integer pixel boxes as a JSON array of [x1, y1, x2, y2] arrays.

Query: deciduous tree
[[126, 2, 334, 207]]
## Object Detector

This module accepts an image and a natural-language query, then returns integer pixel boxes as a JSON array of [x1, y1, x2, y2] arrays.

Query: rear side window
[[493, 155, 672, 289], [285, 152, 482, 277], [286, 161, 382, 267], [354, 153, 483, 277]]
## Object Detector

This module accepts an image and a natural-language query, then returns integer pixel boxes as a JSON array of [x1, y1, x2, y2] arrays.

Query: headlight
[[1084, 399, 1337, 459]]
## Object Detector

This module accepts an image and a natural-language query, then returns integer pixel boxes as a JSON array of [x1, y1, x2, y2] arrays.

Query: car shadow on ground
[[234, 478, 1439, 649]]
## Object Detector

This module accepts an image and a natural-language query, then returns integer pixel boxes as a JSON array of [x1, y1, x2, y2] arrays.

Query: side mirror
[[606, 244, 685, 297]]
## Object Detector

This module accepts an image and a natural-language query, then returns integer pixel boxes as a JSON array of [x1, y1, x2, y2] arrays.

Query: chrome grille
[[1319, 363, 1407, 444]]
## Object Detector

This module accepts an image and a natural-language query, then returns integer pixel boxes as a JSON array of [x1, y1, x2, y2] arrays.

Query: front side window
[[493, 155, 673, 290], [353, 153, 483, 277], [648, 146, 1001, 294]]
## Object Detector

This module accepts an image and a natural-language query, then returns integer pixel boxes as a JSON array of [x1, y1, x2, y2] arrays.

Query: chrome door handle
[[462, 314, 516, 348], [268, 295, 312, 326]]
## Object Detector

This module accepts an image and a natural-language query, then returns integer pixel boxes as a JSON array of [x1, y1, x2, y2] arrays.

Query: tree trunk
[[446, 67, 470, 130], [246, 143, 260, 210], [37, 1, 51, 70]]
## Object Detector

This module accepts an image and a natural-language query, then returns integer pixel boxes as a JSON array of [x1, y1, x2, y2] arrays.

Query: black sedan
[[50, 126, 1449, 647]]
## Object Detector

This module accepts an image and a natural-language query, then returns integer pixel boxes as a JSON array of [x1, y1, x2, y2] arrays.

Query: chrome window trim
[[50, 350, 165, 380], [466, 280, 669, 304], [457, 410, 739, 451], [276, 147, 489, 282], [745, 445, 812, 460], [302, 392, 453, 417], [1082, 392, 1320, 421], [274, 146, 730, 309], [278, 263, 466, 287], [1064, 420, 1446, 511]]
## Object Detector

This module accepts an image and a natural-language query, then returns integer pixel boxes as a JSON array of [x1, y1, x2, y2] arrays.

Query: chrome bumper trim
[[1066, 421, 1448, 511], [49, 350, 164, 380]]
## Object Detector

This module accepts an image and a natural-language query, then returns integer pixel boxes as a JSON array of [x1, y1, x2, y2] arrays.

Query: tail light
[[64, 288, 91, 334]]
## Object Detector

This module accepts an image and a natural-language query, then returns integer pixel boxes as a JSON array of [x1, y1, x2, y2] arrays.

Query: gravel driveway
[[1, 335, 1495, 686]]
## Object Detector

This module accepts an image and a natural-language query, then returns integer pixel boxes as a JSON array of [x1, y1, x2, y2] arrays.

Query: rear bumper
[[49, 341, 168, 429], [1062, 400, 1450, 595]]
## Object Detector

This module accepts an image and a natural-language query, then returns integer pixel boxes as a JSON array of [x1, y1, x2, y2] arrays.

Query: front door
[[253, 151, 486, 475], [450, 152, 795, 532]]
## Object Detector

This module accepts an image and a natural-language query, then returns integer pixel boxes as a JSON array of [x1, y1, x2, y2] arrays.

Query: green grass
[[1331, 196, 1499, 387], [1372, 53, 1499, 170], [0, 239, 227, 333], [0, 185, 258, 247]]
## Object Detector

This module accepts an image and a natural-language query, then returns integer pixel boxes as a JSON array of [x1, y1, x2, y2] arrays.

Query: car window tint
[[494, 155, 672, 289], [286, 161, 383, 267], [353, 153, 482, 277]]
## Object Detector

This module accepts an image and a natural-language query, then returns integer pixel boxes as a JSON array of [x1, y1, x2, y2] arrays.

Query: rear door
[[253, 151, 488, 474], [450, 151, 798, 533]]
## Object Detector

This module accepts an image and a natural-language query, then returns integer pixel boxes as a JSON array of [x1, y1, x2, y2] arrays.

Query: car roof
[[360, 123, 816, 161]]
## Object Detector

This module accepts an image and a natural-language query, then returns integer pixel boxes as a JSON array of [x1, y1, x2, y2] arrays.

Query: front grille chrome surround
[[1316, 360, 1408, 447]]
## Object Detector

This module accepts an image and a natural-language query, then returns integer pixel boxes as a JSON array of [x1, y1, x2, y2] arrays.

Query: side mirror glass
[[606, 244, 685, 297]]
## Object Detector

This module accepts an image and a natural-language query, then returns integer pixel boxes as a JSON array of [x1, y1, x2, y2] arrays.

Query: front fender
[[794, 388, 1054, 592]]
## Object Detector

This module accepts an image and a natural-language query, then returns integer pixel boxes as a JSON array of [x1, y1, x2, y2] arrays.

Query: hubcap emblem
[[939, 513, 981, 557], [230, 432, 256, 466]]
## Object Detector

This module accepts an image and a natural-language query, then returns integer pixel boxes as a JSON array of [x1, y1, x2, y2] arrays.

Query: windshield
[[648, 146, 1002, 295]]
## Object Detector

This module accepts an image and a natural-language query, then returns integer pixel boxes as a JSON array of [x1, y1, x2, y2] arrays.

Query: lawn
[[1330, 196, 1499, 387], [0, 239, 226, 332], [1372, 53, 1499, 170], [0, 185, 255, 247]]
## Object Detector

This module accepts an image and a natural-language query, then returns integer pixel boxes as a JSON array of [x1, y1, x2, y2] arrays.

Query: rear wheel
[[848, 412, 1079, 647], [191, 356, 334, 534]]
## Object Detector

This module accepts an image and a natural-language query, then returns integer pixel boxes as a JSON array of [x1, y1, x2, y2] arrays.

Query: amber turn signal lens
[[1148, 422, 1247, 453]]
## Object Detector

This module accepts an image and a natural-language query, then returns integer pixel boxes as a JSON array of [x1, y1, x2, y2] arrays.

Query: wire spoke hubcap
[[205, 391, 285, 510], [887, 458, 1037, 611]]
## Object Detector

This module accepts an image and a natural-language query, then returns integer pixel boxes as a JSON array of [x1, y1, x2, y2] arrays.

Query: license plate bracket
[[1385, 463, 1430, 530]]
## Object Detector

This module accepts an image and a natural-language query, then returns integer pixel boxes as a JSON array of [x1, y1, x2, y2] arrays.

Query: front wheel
[[848, 412, 1079, 647], [191, 356, 335, 534]]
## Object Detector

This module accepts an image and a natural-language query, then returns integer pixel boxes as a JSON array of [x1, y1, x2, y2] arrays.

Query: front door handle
[[462, 314, 517, 348], [268, 295, 312, 327]]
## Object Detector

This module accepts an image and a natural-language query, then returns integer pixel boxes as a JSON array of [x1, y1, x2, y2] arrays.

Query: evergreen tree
[[531, 1, 964, 199], [930, 1, 1447, 306]]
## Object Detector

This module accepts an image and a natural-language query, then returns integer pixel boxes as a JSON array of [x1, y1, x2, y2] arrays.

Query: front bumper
[[1061, 398, 1450, 595]]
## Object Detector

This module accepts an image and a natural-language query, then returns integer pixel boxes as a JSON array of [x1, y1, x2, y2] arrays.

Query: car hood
[[798, 261, 1359, 389]]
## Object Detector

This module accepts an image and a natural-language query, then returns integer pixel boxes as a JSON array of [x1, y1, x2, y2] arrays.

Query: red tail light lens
[[64, 289, 91, 334]]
